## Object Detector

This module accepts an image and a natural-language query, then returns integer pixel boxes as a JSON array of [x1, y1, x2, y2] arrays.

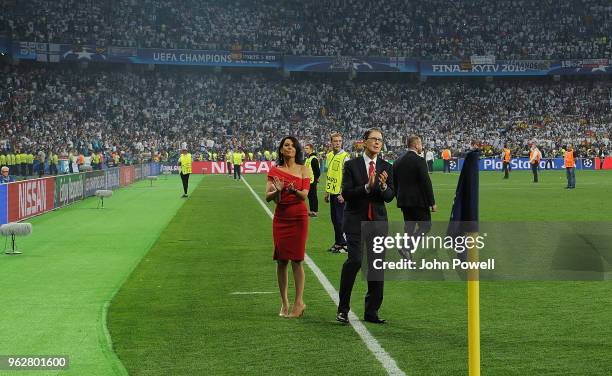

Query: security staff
[[14, 152, 22, 177], [502, 145, 511, 179], [178, 144, 192, 197], [529, 143, 542, 183], [304, 144, 321, 217], [224, 150, 232, 176], [232, 149, 244, 180], [325, 133, 350, 253], [564, 145, 576, 189], [441, 148, 451, 173], [27, 152, 34, 176]]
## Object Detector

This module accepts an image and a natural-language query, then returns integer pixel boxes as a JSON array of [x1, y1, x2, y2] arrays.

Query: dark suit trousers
[[531, 163, 538, 182], [307, 182, 318, 212], [330, 195, 346, 246], [338, 231, 384, 318], [233, 164, 241, 179], [502, 162, 509, 178], [401, 206, 432, 235]]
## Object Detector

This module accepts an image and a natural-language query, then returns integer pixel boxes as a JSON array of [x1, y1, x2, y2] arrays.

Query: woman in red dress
[[266, 136, 310, 318]]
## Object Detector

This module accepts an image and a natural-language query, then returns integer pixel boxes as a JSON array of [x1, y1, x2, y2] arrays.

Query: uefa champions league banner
[[0, 184, 7, 225], [8, 177, 56, 222], [107, 47, 281, 68], [192, 161, 275, 174], [475, 158, 596, 171], [283, 56, 418, 72]]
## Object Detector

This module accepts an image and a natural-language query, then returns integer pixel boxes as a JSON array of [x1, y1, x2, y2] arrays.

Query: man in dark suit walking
[[393, 136, 436, 257], [336, 128, 394, 325]]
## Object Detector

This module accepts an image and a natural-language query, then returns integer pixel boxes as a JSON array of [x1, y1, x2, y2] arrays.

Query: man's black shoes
[[336, 312, 349, 324], [364, 316, 387, 324]]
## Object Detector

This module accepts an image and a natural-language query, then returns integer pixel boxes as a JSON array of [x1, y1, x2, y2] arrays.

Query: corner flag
[[448, 149, 480, 376]]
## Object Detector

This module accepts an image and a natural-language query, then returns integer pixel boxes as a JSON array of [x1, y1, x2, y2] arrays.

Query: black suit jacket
[[393, 151, 435, 209], [342, 156, 395, 234]]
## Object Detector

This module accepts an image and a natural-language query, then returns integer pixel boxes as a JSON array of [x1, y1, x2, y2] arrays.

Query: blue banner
[[8, 41, 609, 76], [420, 60, 559, 76], [0, 184, 7, 225], [478, 158, 595, 171], [284, 56, 418, 72], [148, 163, 161, 176], [109, 47, 280, 67]]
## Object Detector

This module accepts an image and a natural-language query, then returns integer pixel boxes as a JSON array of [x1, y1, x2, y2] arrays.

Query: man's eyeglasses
[[367, 137, 383, 143]]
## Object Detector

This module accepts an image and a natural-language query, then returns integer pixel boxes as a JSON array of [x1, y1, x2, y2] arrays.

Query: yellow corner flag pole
[[467, 233, 480, 376]]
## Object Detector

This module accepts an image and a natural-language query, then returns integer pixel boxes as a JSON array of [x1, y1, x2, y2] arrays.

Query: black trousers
[[227, 161, 232, 175], [180, 172, 190, 194], [330, 194, 346, 246], [531, 163, 539, 182], [427, 160, 433, 173], [502, 161, 509, 178], [233, 164, 241, 180], [401, 206, 432, 236], [307, 182, 318, 212], [443, 160, 450, 173], [338, 229, 384, 318], [545, 159, 553, 170]]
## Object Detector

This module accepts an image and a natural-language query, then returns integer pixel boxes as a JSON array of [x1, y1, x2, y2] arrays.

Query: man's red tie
[[368, 160, 375, 220]]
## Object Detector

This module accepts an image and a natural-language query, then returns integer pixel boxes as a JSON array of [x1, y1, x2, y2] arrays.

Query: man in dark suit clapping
[[393, 136, 436, 256], [336, 128, 395, 325]]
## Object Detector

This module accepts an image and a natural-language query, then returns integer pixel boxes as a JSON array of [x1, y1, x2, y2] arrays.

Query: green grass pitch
[[1, 170, 611, 375]]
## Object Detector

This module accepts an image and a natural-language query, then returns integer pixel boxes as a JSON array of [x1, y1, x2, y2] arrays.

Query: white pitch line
[[242, 177, 406, 376]]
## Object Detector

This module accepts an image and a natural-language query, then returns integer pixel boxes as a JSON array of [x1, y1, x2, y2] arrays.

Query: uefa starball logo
[[449, 160, 457, 170], [583, 159, 593, 168]]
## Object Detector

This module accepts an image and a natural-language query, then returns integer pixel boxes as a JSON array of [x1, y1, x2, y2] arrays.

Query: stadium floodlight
[[1, 222, 33, 255], [95, 189, 113, 209], [147, 175, 158, 187]]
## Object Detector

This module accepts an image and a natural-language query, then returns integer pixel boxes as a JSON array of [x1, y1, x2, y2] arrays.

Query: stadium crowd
[[1, 63, 610, 175], [1, 0, 611, 59]]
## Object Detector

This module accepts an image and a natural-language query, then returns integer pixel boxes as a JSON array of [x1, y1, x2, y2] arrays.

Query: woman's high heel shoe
[[288, 304, 306, 318], [279, 306, 289, 317]]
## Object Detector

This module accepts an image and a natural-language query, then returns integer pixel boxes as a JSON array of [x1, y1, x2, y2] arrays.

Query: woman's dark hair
[[276, 136, 304, 166]]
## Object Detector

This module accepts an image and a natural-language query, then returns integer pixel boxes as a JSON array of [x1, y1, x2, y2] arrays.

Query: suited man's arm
[[380, 164, 395, 203], [419, 159, 435, 206], [341, 161, 367, 201]]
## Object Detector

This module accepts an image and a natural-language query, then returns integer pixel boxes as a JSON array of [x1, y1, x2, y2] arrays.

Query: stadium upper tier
[[0, 0, 610, 59], [0, 63, 610, 159]]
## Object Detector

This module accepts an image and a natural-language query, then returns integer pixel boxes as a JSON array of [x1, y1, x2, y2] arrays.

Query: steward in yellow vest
[[178, 147, 192, 197]]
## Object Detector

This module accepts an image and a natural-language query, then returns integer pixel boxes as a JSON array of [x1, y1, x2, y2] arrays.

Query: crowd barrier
[[0, 163, 161, 225], [173, 158, 611, 175]]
